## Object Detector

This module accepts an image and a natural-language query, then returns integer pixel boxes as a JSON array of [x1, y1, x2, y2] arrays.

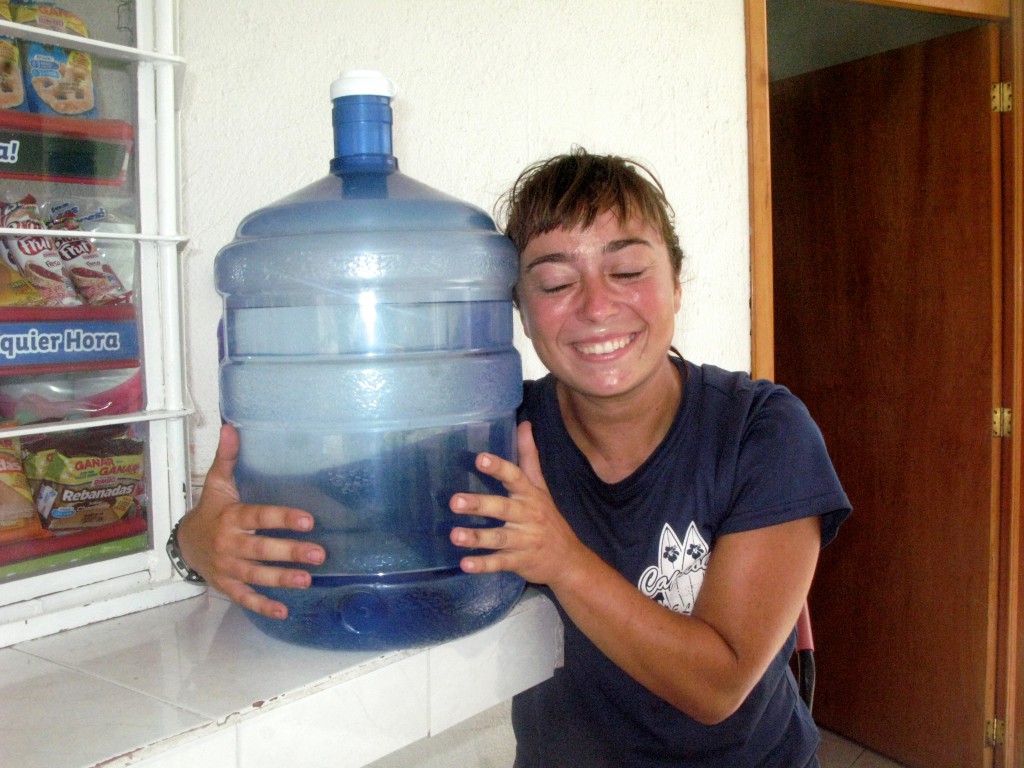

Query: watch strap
[[166, 519, 205, 583]]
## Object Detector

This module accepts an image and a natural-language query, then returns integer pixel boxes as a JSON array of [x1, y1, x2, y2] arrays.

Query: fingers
[[213, 524, 324, 569], [178, 496, 325, 622], [450, 488, 515, 522], [458, 550, 516, 575], [447, 425, 585, 586], [184, 425, 331, 620], [452, 444, 539, 513], [448, 421, 546, 522], [450, 524, 515, 560], [516, 421, 548, 492], [217, 580, 296, 621], [220, 552, 317, 589], [203, 503, 325, 585], [206, 424, 241, 485], [202, 531, 323, 621], [222, 501, 316, 538]]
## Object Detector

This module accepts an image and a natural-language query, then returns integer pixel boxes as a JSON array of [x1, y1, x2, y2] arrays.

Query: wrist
[[166, 518, 205, 583]]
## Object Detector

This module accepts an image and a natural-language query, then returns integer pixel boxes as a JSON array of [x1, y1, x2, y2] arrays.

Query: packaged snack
[[0, 367, 142, 424], [0, 507, 45, 543], [0, 39, 25, 111], [0, 258, 44, 306], [23, 427, 145, 530], [0, 2, 25, 112], [0, 195, 81, 306], [50, 211, 130, 305], [42, 200, 137, 294], [14, 3, 97, 118], [43, 199, 136, 227], [0, 436, 34, 527]]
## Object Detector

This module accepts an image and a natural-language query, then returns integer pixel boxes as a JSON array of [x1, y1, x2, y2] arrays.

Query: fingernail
[[307, 548, 325, 564], [297, 516, 313, 531], [451, 495, 466, 510]]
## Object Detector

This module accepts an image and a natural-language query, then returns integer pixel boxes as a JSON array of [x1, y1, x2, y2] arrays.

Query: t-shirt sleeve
[[717, 388, 851, 547]]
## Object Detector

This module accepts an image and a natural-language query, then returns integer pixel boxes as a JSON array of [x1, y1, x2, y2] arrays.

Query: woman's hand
[[449, 421, 586, 589], [177, 424, 326, 620]]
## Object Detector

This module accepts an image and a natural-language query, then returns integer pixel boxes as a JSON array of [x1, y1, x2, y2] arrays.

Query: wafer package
[[1, 195, 82, 307], [50, 211, 130, 305], [0, 2, 26, 112], [0, 436, 34, 528], [23, 427, 145, 530], [14, 1, 97, 118]]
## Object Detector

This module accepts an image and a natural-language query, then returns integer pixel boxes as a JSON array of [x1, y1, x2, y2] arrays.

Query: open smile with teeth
[[574, 334, 636, 356]]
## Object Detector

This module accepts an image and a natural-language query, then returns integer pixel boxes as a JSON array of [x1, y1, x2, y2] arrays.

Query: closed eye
[[541, 282, 573, 294]]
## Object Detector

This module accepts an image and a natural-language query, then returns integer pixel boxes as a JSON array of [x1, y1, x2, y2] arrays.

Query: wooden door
[[771, 25, 1003, 768]]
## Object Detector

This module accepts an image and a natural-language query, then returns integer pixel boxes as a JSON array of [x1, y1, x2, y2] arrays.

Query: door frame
[[744, 0, 1024, 764]]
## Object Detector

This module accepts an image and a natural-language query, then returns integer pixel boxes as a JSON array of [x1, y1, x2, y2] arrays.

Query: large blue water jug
[[215, 70, 524, 650]]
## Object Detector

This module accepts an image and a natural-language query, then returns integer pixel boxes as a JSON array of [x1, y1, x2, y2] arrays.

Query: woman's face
[[516, 209, 681, 401]]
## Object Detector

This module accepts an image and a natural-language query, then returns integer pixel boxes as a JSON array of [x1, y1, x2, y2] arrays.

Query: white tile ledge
[[1, 588, 562, 768]]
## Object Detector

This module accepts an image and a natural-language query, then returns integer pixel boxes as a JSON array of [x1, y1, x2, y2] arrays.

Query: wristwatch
[[166, 519, 205, 583]]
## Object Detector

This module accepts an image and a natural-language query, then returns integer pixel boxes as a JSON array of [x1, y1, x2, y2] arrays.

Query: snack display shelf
[[0, 407, 189, 439], [0, 18, 184, 65], [0, 0, 190, 650], [0, 228, 184, 247], [0, 518, 146, 574], [0, 111, 134, 186]]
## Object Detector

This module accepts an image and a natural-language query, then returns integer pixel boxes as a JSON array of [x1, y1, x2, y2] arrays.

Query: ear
[[673, 279, 682, 314]]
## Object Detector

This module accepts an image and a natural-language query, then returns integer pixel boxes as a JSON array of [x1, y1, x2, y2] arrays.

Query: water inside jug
[[215, 70, 524, 649]]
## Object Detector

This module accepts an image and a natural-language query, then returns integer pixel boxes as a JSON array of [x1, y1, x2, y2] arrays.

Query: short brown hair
[[496, 147, 685, 279]]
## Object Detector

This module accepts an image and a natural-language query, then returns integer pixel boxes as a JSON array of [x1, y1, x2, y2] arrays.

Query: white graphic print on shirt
[[637, 522, 710, 615]]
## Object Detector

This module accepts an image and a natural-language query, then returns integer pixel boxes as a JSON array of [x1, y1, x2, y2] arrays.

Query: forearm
[[550, 517, 821, 724], [550, 547, 761, 724]]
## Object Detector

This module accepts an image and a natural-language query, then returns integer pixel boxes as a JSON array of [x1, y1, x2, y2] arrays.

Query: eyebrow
[[523, 237, 653, 273], [606, 237, 652, 253]]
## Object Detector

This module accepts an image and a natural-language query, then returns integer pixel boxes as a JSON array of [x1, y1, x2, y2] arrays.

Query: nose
[[578, 275, 618, 322]]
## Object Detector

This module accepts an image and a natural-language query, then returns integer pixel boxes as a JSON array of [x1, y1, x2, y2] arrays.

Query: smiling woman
[[444, 148, 852, 767]]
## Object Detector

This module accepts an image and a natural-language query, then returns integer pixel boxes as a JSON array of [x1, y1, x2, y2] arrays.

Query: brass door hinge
[[993, 408, 1013, 438], [992, 82, 1013, 112], [985, 718, 1006, 747]]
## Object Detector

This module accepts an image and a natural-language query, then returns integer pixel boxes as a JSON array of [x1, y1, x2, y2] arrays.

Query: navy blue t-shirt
[[511, 359, 851, 768]]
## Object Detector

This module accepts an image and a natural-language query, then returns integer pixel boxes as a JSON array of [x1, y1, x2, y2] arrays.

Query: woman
[[175, 149, 850, 767]]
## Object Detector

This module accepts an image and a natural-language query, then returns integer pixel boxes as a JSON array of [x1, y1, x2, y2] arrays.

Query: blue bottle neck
[[331, 94, 399, 175]]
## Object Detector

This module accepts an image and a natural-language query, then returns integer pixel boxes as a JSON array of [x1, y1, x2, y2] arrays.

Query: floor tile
[[818, 728, 864, 767], [368, 702, 515, 768], [819, 728, 907, 768], [851, 750, 907, 768]]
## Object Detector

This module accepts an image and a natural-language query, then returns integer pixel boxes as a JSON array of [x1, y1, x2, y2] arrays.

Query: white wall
[[178, 0, 751, 485]]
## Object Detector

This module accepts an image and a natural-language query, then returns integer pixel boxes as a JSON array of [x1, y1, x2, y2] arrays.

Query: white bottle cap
[[330, 70, 397, 100]]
